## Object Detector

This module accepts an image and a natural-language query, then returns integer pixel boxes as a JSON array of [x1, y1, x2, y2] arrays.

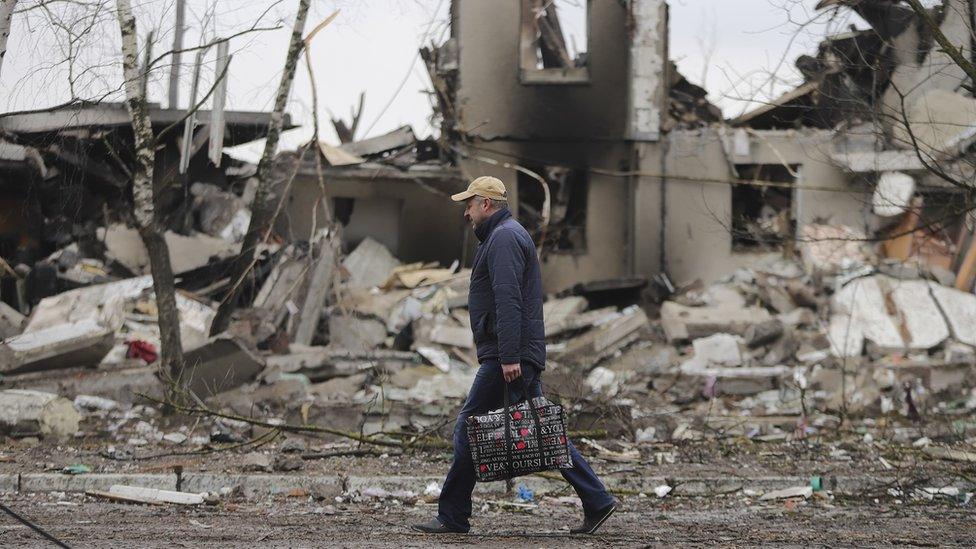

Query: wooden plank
[[293, 234, 337, 345], [111, 485, 204, 504], [88, 485, 204, 505], [208, 41, 231, 166], [87, 489, 165, 506], [881, 207, 920, 261], [954, 233, 976, 291]]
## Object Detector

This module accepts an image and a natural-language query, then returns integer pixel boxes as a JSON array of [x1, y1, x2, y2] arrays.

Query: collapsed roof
[[732, 0, 957, 132]]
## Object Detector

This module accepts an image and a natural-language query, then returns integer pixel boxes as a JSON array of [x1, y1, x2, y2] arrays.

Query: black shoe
[[570, 503, 617, 535], [411, 518, 464, 534]]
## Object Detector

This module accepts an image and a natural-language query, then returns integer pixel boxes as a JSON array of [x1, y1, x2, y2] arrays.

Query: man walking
[[412, 176, 616, 535]]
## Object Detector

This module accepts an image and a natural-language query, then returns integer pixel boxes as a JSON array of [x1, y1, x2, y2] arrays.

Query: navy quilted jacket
[[468, 209, 546, 370]]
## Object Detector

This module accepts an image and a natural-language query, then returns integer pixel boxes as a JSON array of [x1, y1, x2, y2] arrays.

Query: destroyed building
[[2, 0, 976, 464], [410, 0, 974, 290]]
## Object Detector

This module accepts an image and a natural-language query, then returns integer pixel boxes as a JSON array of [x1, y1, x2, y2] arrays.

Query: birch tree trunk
[[0, 0, 17, 79], [211, 0, 311, 334], [117, 0, 185, 402]]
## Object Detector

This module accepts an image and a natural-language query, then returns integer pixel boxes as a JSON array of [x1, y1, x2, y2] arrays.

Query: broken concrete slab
[[413, 315, 474, 349], [660, 301, 771, 342], [887, 278, 948, 349], [416, 345, 452, 373], [701, 284, 747, 309], [892, 88, 976, 158], [831, 276, 904, 352], [546, 306, 618, 338], [99, 224, 240, 275], [0, 318, 115, 374], [342, 237, 400, 289], [181, 336, 265, 398], [5, 366, 163, 405], [21, 276, 214, 353], [0, 389, 81, 439], [241, 452, 273, 473], [928, 283, 976, 347], [26, 277, 152, 332], [691, 333, 742, 367], [253, 246, 307, 320], [831, 150, 925, 173], [543, 296, 587, 332], [328, 314, 387, 351], [757, 283, 795, 314], [744, 320, 784, 348], [827, 313, 865, 358], [557, 306, 649, 362], [427, 323, 474, 349], [338, 288, 412, 322]]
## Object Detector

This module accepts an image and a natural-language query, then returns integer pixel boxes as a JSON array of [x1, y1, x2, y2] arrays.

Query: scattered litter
[[61, 464, 91, 475], [516, 483, 534, 503]]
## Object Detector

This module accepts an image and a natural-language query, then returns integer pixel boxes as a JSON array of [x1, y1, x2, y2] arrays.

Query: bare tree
[[116, 0, 185, 403], [210, 0, 311, 334], [2, 0, 301, 404], [0, 0, 15, 78]]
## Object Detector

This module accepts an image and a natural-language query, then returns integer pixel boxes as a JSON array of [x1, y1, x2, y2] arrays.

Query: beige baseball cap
[[451, 176, 508, 202]]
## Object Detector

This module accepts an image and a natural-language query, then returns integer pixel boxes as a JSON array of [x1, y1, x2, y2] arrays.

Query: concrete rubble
[[0, 389, 80, 439], [0, 159, 974, 486], [1, 4, 976, 532]]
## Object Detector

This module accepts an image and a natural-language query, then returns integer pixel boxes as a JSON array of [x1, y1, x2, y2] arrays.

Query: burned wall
[[460, 139, 632, 293], [454, 0, 631, 141]]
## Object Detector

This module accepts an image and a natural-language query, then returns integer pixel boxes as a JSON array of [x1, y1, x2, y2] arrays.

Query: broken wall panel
[[0, 318, 115, 374], [831, 276, 904, 352]]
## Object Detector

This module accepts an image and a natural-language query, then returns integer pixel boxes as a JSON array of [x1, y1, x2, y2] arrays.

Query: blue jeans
[[436, 359, 614, 532]]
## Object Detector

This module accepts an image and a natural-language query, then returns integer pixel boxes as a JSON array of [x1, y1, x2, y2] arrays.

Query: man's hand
[[502, 363, 522, 383]]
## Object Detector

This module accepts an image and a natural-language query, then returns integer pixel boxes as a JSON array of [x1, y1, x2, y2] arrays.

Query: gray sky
[[1, 1, 875, 142]]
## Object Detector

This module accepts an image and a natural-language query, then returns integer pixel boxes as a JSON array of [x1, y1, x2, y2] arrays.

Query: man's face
[[464, 197, 491, 228]]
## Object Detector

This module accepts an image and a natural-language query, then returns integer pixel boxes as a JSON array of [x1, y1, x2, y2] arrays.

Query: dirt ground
[[2, 489, 974, 547], [3, 412, 976, 546]]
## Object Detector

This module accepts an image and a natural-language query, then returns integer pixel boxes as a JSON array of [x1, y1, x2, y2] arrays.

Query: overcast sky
[[1, 1, 877, 142]]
